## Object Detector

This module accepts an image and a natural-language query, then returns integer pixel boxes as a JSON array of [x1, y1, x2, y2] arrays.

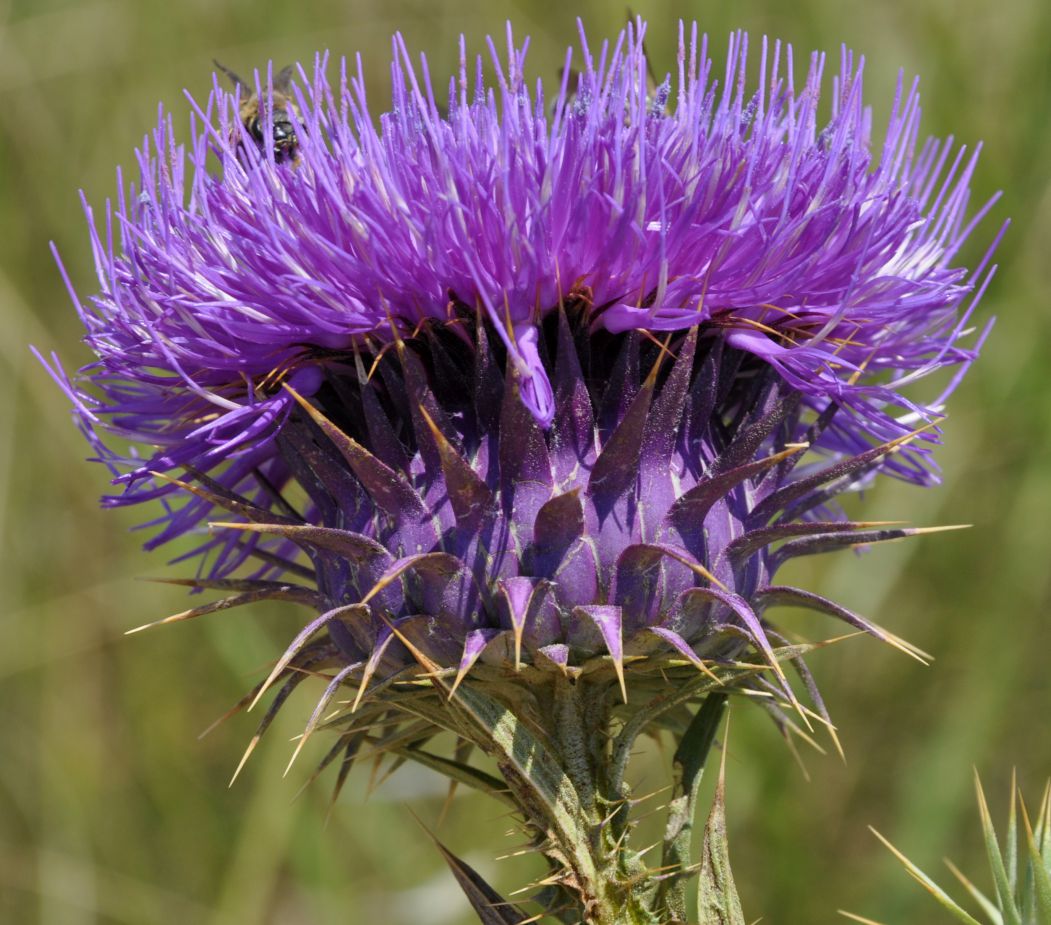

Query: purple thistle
[[43, 20, 1003, 922], [42, 21, 1001, 570]]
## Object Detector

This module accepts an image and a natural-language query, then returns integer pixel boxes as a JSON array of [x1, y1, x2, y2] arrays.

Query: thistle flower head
[[45, 20, 1003, 919], [47, 22, 1000, 556]]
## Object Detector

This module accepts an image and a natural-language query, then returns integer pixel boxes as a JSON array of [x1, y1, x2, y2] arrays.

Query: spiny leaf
[[197, 642, 335, 742], [291, 732, 363, 804], [749, 420, 940, 525], [359, 552, 463, 607], [697, 724, 745, 925], [499, 368, 553, 495], [532, 489, 585, 555], [550, 305, 595, 466], [661, 692, 727, 922], [356, 352, 411, 469], [283, 662, 362, 777], [596, 331, 640, 429], [395, 333, 456, 475], [231, 663, 320, 786], [609, 641, 827, 790], [1017, 792, 1051, 922], [248, 603, 368, 711], [943, 860, 1002, 923], [838, 912, 889, 925], [142, 576, 316, 594], [974, 771, 1022, 925], [391, 745, 515, 808], [1039, 782, 1051, 885], [1006, 770, 1019, 897], [870, 828, 983, 925], [447, 684, 597, 887], [677, 587, 789, 693], [572, 605, 627, 702], [415, 817, 527, 924], [721, 520, 904, 570], [642, 328, 697, 466], [711, 390, 800, 476], [768, 524, 970, 572], [240, 545, 316, 580], [437, 739, 475, 826], [754, 585, 930, 664], [327, 734, 366, 822]]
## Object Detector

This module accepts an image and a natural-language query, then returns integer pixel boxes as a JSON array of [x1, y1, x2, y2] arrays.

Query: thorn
[[283, 730, 312, 779], [613, 657, 628, 704], [376, 614, 450, 702], [905, 524, 972, 535], [198, 691, 257, 740], [837, 912, 887, 925], [448, 665, 470, 700], [229, 734, 261, 787], [658, 546, 729, 592], [349, 672, 375, 714]]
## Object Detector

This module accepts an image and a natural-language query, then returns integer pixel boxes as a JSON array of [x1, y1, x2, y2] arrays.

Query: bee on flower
[[213, 59, 300, 163]]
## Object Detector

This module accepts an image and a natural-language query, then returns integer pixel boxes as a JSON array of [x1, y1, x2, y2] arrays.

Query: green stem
[[549, 678, 660, 925], [553, 676, 598, 816]]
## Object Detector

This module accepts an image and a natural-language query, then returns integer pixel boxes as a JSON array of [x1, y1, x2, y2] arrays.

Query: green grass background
[[3, 0, 1050, 922]]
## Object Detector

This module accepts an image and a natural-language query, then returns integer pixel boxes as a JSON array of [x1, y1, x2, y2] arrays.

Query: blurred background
[[2, 0, 1049, 922]]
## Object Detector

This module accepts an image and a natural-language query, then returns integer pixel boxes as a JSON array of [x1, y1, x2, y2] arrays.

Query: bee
[[213, 60, 300, 163]]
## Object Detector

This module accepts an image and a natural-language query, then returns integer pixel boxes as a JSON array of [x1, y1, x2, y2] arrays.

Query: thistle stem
[[553, 676, 598, 815], [546, 678, 661, 925]]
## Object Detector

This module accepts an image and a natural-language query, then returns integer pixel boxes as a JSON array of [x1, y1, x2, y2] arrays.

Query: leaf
[[944, 859, 1002, 923], [449, 685, 592, 851], [157, 466, 298, 526], [417, 818, 527, 924], [662, 693, 728, 922], [642, 328, 697, 466], [974, 771, 1022, 925], [1006, 770, 1018, 894], [209, 521, 391, 564], [869, 828, 983, 925], [1017, 791, 1051, 923], [533, 489, 585, 555], [723, 520, 903, 569], [768, 525, 969, 573], [609, 641, 823, 791], [390, 744, 515, 808], [754, 585, 930, 664], [711, 391, 800, 476], [697, 725, 745, 925]]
